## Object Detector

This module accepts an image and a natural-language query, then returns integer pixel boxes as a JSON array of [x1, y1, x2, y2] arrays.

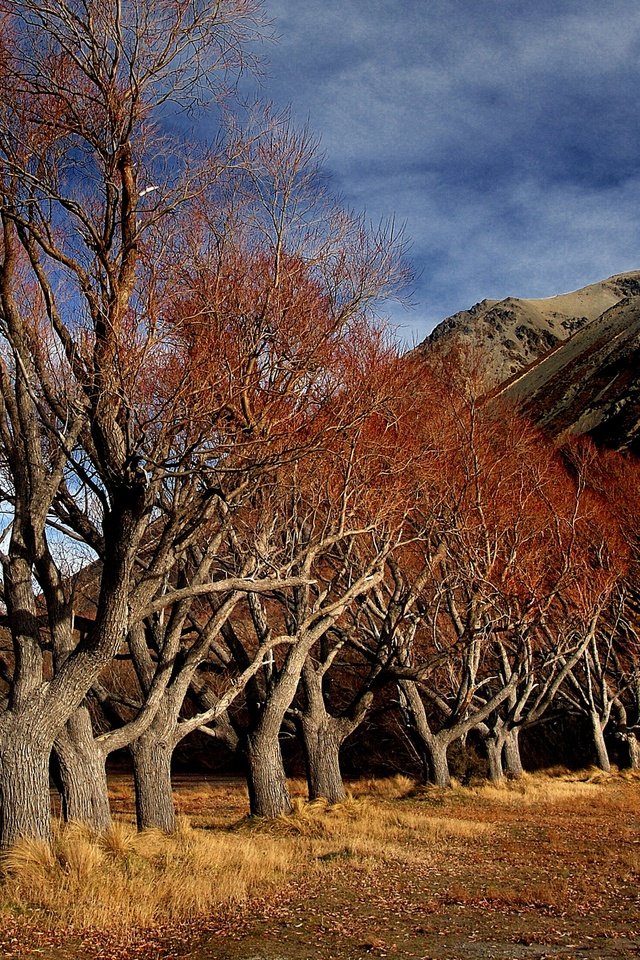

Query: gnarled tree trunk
[[485, 734, 504, 782], [300, 717, 347, 804], [245, 724, 291, 818], [297, 661, 371, 804], [130, 729, 175, 834], [0, 714, 52, 847], [503, 727, 524, 779], [426, 736, 453, 788], [590, 711, 611, 772], [54, 706, 111, 832], [399, 680, 452, 787], [480, 721, 523, 782]]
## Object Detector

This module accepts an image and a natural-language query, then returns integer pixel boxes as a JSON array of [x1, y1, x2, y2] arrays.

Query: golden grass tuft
[[347, 774, 416, 800], [97, 820, 140, 860], [0, 817, 295, 933], [55, 823, 105, 881], [2, 837, 56, 881], [240, 791, 491, 866]]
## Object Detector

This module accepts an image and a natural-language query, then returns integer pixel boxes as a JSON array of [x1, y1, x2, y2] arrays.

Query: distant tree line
[[0, 0, 637, 846]]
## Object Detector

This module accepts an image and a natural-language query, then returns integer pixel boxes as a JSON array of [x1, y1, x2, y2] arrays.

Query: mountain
[[416, 271, 640, 452]]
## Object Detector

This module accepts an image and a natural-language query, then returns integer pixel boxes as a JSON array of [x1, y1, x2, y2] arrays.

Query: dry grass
[[240, 791, 492, 868], [459, 773, 603, 806], [0, 767, 636, 942], [0, 777, 493, 933], [442, 766, 640, 808], [0, 817, 293, 933], [347, 774, 416, 800], [397, 767, 637, 809]]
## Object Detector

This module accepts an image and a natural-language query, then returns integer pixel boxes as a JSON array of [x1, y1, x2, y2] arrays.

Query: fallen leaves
[[0, 774, 638, 959]]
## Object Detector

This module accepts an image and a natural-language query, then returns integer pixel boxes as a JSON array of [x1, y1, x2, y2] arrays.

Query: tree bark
[[54, 706, 111, 832], [297, 659, 362, 804], [245, 726, 292, 818], [0, 717, 52, 848], [503, 727, 524, 780], [399, 680, 452, 787], [425, 735, 452, 788], [130, 732, 175, 833], [590, 712, 611, 772], [300, 717, 347, 804], [485, 735, 504, 782], [627, 732, 640, 771]]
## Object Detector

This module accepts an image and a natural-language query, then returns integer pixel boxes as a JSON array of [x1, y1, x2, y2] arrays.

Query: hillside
[[496, 295, 640, 452], [416, 270, 640, 452]]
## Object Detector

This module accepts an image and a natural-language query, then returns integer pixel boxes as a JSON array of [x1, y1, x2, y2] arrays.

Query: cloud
[[395, 175, 640, 344], [258, 1, 640, 342]]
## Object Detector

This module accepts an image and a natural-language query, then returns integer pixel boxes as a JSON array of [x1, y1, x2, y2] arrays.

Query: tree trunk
[[399, 680, 452, 788], [485, 735, 504, 782], [590, 712, 611, 772], [245, 727, 292, 818], [626, 732, 640, 771], [130, 732, 175, 833], [0, 718, 52, 848], [503, 727, 524, 780], [301, 718, 347, 804], [54, 706, 111, 832], [425, 736, 452, 788]]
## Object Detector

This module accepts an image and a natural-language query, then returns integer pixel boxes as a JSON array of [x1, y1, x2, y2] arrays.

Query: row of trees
[[53, 367, 640, 833], [0, 0, 637, 846]]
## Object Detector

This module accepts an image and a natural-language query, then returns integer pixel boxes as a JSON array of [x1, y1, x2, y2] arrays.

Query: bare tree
[[212, 380, 410, 818], [0, 0, 277, 846], [366, 370, 613, 786]]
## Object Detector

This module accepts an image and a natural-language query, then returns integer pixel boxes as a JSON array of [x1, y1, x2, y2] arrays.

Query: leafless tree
[[0, 0, 300, 846]]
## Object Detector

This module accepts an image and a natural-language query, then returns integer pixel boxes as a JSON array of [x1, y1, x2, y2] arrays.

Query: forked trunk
[[399, 680, 452, 788], [54, 706, 111, 832], [503, 727, 524, 779], [590, 712, 611, 772], [301, 719, 346, 804], [131, 733, 175, 833], [403, 726, 449, 786], [0, 718, 52, 848], [245, 728, 292, 818]]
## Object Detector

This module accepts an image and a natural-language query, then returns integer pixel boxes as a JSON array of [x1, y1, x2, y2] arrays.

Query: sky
[[251, 0, 640, 345]]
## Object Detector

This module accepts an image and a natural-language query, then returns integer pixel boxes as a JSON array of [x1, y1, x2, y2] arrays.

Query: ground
[[0, 772, 638, 960]]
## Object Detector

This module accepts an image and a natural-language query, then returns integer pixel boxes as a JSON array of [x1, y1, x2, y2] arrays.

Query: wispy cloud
[[259, 0, 640, 342]]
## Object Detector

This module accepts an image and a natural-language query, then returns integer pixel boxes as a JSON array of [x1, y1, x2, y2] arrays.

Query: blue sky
[[253, 0, 640, 345]]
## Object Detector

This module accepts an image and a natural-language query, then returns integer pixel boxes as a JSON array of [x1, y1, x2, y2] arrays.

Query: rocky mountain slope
[[416, 271, 640, 452]]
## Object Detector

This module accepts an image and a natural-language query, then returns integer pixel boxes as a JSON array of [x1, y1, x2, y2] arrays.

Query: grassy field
[[0, 769, 638, 959]]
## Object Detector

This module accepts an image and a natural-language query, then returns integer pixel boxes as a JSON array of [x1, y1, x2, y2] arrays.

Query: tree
[[117, 121, 408, 828], [572, 444, 640, 769], [0, 1, 263, 846], [0, 0, 410, 843], [0, 0, 310, 846], [194, 346, 413, 817]]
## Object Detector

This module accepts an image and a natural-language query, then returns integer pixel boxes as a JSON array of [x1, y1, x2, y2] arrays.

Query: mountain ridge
[[415, 270, 640, 453]]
